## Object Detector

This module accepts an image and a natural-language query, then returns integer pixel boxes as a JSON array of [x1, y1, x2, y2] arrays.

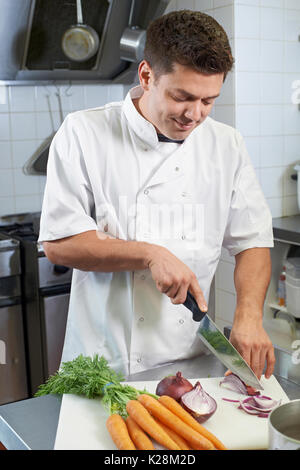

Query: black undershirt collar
[[157, 133, 185, 144]]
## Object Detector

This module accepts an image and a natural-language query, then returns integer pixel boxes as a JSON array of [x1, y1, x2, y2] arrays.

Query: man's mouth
[[173, 118, 195, 131]]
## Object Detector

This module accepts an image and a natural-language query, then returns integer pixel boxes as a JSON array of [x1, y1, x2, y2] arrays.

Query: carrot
[[126, 400, 180, 450], [154, 418, 191, 450], [126, 415, 155, 450], [106, 414, 136, 450], [158, 395, 227, 450], [137, 394, 214, 450]]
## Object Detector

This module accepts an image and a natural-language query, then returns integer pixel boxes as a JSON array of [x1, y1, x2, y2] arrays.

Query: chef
[[38, 10, 275, 380]]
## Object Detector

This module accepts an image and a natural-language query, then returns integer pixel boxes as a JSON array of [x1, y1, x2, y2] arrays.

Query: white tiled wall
[[0, 84, 124, 216]]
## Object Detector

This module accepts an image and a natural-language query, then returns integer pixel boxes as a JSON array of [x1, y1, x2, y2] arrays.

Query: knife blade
[[183, 291, 264, 390]]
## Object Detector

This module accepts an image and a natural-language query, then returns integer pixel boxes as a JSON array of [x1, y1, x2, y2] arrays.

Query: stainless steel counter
[[1, 353, 300, 450]]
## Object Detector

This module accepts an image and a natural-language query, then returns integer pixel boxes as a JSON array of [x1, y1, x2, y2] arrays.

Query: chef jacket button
[[175, 166, 180, 172], [144, 189, 149, 195], [137, 357, 142, 363], [182, 192, 187, 197], [139, 316, 144, 322], [140, 275, 146, 280], [181, 235, 186, 240], [179, 319, 184, 324]]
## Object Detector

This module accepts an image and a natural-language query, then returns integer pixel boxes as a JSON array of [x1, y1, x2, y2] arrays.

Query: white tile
[[213, 105, 235, 126], [84, 85, 110, 109], [267, 197, 283, 217], [260, 40, 284, 73], [284, 74, 300, 105], [194, 0, 213, 10], [11, 113, 36, 140], [260, 166, 284, 198], [35, 86, 60, 112], [216, 71, 234, 105], [284, 0, 300, 10], [215, 260, 235, 294], [215, 289, 236, 324], [260, 135, 284, 167], [0, 197, 15, 216], [235, 39, 260, 71], [284, 135, 300, 166], [0, 114, 10, 140], [283, 194, 299, 216], [235, 0, 259, 5], [213, 0, 232, 7], [283, 104, 300, 135], [38, 175, 47, 194], [260, 0, 284, 7], [284, 9, 300, 42], [0, 86, 9, 112], [260, 105, 283, 136], [11, 140, 38, 168], [235, 4, 260, 39], [15, 194, 41, 213], [236, 105, 260, 136], [107, 85, 125, 103], [63, 85, 86, 112], [9, 86, 36, 113], [260, 73, 283, 104], [283, 164, 297, 196], [284, 42, 300, 73], [261, 7, 284, 41], [0, 142, 12, 169], [13, 169, 40, 196], [213, 5, 234, 39], [35, 111, 61, 140], [236, 72, 260, 104], [244, 136, 261, 167], [0, 169, 14, 197]]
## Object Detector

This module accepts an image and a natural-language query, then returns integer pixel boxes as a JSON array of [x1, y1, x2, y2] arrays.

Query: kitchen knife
[[183, 291, 264, 390]]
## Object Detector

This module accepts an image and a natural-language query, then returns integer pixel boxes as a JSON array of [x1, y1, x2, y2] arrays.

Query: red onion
[[220, 373, 260, 396], [155, 372, 193, 402], [180, 381, 217, 423]]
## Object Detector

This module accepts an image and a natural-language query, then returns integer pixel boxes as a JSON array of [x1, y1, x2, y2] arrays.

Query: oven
[[0, 212, 72, 398]]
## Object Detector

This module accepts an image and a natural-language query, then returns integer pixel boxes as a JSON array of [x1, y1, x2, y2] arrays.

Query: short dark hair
[[144, 10, 234, 81]]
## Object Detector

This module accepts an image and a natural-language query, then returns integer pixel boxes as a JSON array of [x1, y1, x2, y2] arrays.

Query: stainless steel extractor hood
[[0, 0, 171, 84]]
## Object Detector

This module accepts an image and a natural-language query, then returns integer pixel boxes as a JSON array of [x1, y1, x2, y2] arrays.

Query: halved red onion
[[180, 381, 217, 423]]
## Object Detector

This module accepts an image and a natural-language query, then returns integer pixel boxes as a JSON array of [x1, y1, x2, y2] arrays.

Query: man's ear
[[137, 60, 155, 91]]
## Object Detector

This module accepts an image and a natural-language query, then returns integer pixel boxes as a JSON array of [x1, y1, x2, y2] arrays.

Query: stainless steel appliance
[[0, 0, 171, 84], [0, 237, 28, 405], [0, 213, 72, 397]]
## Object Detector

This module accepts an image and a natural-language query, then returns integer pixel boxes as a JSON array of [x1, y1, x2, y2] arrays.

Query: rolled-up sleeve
[[38, 114, 98, 243], [222, 134, 274, 256]]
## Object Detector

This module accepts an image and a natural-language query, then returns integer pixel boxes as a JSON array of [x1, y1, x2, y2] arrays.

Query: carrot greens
[[35, 354, 157, 417]]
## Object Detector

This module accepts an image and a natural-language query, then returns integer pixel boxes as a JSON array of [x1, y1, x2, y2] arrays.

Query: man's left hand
[[229, 313, 275, 380]]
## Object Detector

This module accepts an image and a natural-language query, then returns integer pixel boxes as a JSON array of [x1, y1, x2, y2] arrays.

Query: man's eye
[[172, 96, 186, 102]]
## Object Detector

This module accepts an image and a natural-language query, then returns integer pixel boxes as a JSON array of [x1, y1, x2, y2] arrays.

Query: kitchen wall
[[0, 83, 124, 216]]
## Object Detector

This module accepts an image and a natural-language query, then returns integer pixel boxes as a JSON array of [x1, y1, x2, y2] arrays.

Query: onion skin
[[155, 372, 193, 402], [180, 381, 217, 424]]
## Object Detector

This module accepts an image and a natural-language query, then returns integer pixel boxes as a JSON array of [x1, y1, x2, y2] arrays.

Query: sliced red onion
[[180, 381, 217, 423], [239, 396, 281, 417], [220, 373, 260, 396], [219, 373, 248, 395], [222, 398, 240, 403]]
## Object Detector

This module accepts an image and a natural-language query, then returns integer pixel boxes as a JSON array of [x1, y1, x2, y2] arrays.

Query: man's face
[[138, 62, 224, 140]]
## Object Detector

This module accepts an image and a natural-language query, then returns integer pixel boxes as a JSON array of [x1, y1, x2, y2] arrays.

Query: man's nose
[[184, 100, 204, 122]]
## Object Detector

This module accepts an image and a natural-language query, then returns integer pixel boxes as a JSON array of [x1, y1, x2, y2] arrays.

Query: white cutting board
[[54, 375, 289, 450]]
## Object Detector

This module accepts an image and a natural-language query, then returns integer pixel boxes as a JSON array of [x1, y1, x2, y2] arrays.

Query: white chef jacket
[[38, 85, 274, 376]]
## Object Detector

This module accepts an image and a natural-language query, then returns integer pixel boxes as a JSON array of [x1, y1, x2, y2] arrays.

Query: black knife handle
[[183, 291, 207, 322]]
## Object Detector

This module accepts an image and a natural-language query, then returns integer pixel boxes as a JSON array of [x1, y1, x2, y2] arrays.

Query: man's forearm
[[43, 230, 153, 272], [233, 247, 272, 320]]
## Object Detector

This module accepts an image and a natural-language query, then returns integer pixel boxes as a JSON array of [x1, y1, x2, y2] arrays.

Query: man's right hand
[[147, 244, 207, 311]]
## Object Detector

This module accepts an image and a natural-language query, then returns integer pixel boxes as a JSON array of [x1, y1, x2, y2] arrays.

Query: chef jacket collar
[[123, 85, 192, 149]]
